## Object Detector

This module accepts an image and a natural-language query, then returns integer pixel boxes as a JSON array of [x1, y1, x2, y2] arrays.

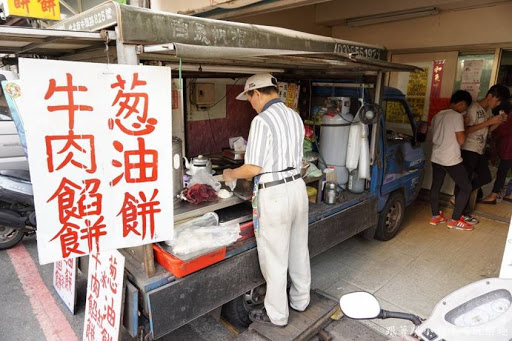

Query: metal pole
[[370, 71, 383, 165], [115, 28, 139, 65]]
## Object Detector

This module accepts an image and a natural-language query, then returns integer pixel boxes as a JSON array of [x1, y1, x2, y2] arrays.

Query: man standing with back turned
[[223, 74, 310, 327]]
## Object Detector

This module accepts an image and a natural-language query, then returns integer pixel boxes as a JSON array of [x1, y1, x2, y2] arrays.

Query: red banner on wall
[[427, 97, 451, 124], [430, 60, 445, 98]]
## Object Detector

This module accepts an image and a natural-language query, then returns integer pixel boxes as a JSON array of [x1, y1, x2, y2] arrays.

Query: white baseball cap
[[236, 73, 278, 101]]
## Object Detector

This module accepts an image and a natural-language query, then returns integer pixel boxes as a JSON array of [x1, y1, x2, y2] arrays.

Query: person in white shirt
[[223, 74, 309, 327], [453, 84, 509, 223], [429, 90, 474, 231]]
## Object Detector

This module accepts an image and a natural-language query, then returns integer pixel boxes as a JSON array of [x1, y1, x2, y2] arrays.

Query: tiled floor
[[310, 201, 509, 338]]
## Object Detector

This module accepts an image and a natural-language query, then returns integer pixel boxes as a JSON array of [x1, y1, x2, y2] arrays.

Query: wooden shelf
[[303, 175, 323, 203]]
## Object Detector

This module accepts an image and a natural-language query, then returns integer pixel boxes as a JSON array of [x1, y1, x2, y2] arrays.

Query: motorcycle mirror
[[339, 291, 381, 319]]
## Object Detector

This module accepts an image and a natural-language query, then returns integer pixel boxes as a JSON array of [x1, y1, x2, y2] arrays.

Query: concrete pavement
[[0, 201, 508, 340]]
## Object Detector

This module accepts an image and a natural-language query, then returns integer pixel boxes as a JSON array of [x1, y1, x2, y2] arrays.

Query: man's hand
[[489, 114, 507, 125], [223, 169, 235, 183]]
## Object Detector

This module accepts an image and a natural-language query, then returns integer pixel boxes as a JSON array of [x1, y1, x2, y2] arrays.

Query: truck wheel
[[221, 285, 265, 329], [0, 225, 24, 250], [375, 192, 405, 241]]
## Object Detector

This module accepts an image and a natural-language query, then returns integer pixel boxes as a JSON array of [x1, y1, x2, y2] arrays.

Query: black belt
[[259, 174, 301, 189]]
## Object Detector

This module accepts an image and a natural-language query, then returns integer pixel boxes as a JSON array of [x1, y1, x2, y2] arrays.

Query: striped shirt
[[245, 99, 304, 183]]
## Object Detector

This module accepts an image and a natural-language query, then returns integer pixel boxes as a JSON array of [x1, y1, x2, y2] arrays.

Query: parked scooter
[[339, 277, 512, 341], [0, 170, 36, 249]]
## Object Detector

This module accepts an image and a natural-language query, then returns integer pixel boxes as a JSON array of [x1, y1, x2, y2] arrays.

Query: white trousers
[[256, 178, 311, 326]]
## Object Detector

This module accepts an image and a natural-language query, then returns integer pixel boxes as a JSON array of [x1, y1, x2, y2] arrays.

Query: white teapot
[[183, 155, 212, 176]]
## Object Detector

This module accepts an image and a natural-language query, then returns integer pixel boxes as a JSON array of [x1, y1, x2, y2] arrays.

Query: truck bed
[[133, 192, 377, 339]]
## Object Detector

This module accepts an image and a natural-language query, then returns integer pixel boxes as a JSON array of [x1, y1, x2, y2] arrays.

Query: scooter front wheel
[[0, 225, 24, 250]]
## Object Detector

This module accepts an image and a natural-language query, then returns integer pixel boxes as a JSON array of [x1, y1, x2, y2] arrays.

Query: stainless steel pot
[[172, 137, 184, 201]]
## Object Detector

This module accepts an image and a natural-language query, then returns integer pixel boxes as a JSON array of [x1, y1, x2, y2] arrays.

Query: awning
[[141, 43, 419, 74], [0, 26, 116, 57]]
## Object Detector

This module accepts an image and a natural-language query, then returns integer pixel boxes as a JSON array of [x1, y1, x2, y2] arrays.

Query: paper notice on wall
[[461, 59, 483, 84], [278, 82, 300, 112], [499, 218, 512, 279], [461, 83, 480, 101], [406, 68, 428, 97]]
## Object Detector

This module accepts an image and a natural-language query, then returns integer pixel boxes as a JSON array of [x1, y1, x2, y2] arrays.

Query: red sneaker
[[447, 218, 474, 231], [429, 211, 446, 225]]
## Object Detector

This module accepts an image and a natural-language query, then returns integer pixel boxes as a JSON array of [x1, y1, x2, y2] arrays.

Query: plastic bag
[[358, 123, 370, 180], [346, 123, 361, 171], [305, 162, 322, 178], [189, 169, 221, 192], [164, 213, 240, 258]]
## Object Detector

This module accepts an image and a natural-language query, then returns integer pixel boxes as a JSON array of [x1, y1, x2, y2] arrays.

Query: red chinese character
[[110, 138, 158, 186], [87, 294, 103, 327], [55, 272, 63, 290], [78, 179, 102, 217], [104, 297, 116, 327], [109, 256, 117, 280], [55, 260, 63, 272], [45, 131, 96, 173], [51, 222, 85, 258], [91, 253, 102, 271], [101, 328, 113, 341], [38, 0, 56, 15], [64, 268, 72, 291], [138, 189, 161, 239], [109, 73, 157, 136], [85, 317, 95, 341], [81, 216, 107, 253], [100, 270, 109, 290], [48, 178, 102, 224], [45, 73, 93, 130], [14, 0, 30, 12], [109, 256, 118, 294], [65, 258, 74, 268], [117, 189, 161, 239], [47, 178, 81, 223], [90, 274, 101, 298], [117, 192, 138, 236]]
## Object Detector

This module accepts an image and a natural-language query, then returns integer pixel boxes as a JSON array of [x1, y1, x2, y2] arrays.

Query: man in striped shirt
[[223, 74, 310, 327]]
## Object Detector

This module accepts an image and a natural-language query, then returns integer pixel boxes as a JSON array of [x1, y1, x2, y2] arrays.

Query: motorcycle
[[0, 169, 36, 249], [339, 277, 512, 341]]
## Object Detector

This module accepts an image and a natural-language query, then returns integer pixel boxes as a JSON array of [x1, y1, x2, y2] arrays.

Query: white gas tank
[[318, 97, 353, 185]]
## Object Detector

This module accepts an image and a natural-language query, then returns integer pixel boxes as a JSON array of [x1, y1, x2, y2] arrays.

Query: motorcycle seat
[[0, 170, 31, 182]]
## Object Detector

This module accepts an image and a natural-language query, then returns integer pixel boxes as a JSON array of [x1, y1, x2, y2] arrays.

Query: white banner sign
[[53, 258, 77, 314], [499, 218, 512, 279], [17, 58, 173, 264], [83, 250, 125, 341]]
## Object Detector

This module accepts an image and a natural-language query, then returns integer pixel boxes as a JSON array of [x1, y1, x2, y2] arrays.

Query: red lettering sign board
[[83, 250, 125, 341], [17, 58, 174, 265]]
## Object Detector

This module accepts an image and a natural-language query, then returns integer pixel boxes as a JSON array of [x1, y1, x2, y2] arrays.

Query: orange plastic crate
[[153, 243, 226, 278]]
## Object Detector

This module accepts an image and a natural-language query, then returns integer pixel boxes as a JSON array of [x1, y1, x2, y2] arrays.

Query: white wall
[[331, 2, 512, 51]]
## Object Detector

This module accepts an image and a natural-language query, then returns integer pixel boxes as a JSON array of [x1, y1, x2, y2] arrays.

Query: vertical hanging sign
[[53, 258, 77, 314], [83, 250, 125, 341], [17, 58, 174, 265], [430, 60, 445, 98]]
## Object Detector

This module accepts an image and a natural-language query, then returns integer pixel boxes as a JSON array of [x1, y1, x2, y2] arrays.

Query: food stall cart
[[0, 2, 424, 339]]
